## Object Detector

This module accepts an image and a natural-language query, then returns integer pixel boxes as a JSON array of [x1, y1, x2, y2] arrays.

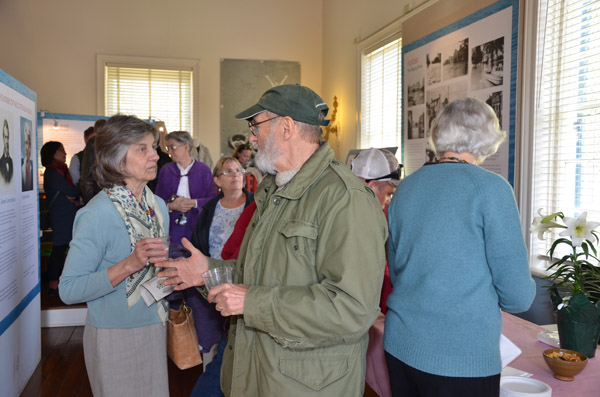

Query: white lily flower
[[529, 209, 563, 240], [559, 212, 600, 246]]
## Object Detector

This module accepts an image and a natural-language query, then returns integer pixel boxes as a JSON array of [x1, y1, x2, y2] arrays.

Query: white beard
[[254, 129, 281, 175]]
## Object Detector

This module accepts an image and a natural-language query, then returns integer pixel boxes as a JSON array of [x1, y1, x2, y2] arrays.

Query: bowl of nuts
[[543, 348, 588, 381]]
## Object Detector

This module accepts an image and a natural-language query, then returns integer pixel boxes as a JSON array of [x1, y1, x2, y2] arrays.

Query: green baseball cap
[[235, 84, 330, 126]]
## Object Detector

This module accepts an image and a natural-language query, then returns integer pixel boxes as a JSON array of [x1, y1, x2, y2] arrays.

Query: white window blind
[[105, 65, 193, 133], [531, 0, 600, 260], [360, 38, 402, 149]]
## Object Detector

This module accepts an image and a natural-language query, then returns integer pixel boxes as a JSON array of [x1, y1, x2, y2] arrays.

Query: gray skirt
[[83, 323, 169, 397]]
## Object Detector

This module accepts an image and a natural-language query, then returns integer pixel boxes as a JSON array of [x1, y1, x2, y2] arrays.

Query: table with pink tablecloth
[[501, 311, 599, 396], [365, 312, 599, 397]]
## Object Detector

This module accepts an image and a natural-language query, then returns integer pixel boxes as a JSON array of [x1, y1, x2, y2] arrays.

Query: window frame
[[96, 54, 200, 135], [357, 29, 403, 151]]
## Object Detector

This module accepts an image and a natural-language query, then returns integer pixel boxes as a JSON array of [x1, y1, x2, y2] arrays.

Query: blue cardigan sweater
[[384, 162, 535, 377], [59, 190, 169, 328]]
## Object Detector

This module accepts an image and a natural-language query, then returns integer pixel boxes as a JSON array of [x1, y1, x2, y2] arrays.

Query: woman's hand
[[157, 238, 208, 290], [107, 237, 168, 287], [169, 196, 196, 213]]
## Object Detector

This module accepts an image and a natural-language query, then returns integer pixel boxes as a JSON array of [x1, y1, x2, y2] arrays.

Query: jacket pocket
[[279, 355, 350, 391], [279, 219, 318, 240], [277, 219, 318, 283]]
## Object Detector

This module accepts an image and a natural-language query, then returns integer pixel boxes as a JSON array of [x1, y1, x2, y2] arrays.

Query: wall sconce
[[40, 110, 59, 129], [155, 120, 167, 133], [323, 96, 339, 141]]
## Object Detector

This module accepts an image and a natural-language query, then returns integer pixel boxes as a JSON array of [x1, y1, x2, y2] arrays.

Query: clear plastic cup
[[201, 266, 233, 290], [159, 235, 170, 260]]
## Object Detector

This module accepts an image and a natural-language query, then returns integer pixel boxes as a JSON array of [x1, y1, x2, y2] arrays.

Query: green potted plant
[[530, 209, 600, 357]]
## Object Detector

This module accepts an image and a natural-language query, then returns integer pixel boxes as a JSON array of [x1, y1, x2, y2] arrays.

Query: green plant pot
[[554, 293, 600, 358], [556, 311, 600, 358]]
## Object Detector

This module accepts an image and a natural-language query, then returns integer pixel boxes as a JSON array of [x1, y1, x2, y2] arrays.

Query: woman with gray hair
[[384, 98, 535, 396], [59, 115, 170, 396], [155, 130, 216, 247]]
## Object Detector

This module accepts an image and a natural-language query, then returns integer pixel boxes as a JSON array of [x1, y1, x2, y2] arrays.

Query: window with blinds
[[105, 65, 194, 133], [530, 0, 600, 261], [360, 37, 402, 149]]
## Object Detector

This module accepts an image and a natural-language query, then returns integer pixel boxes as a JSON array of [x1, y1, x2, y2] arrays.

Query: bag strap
[[46, 190, 61, 209]]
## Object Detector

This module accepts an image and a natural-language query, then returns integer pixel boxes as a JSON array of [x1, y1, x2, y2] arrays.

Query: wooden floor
[[20, 325, 204, 396], [24, 277, 378, 396]]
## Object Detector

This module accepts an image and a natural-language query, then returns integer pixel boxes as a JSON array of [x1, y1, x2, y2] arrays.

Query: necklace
[[438, 156, 467, 163]]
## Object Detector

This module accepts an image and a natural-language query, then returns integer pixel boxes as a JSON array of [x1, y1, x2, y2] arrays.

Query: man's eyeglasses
[[218, 168, 246, 177], [248, 116, 281, 136], [166, 145, 181, 152]]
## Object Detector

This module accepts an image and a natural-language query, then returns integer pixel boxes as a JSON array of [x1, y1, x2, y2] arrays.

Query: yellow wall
[[0, 0, 323, 158], [1, 0, 511, 162]]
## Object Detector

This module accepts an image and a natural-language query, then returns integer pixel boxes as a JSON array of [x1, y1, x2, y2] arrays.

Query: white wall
[[0, 0, 323, 159]]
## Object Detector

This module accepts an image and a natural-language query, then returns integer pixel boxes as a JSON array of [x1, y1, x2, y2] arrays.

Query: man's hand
[[208, 283, 249, 316], [156, 238, 208, 290]]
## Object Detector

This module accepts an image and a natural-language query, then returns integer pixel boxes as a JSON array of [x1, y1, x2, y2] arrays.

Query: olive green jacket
[[208, 143, 388, 396]]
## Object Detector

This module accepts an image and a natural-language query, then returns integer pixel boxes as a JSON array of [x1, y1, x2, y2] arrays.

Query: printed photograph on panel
[[426, 52, 442, 85], [407, 78, 425, 107], [20, 117, 33, 192], [0, 113, 16, 194], [471, 37, 504, 90], [426, 86, 449, 132], [442, 38, 469, 81], [407, 109, 425, 140]]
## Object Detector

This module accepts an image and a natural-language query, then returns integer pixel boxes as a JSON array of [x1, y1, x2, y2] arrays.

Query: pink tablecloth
[[365, 312, 599, 397], [502, 312, 599, 396]]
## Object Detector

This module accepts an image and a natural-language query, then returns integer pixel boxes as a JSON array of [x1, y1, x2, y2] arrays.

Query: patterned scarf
[[106, 185, 169, 323]]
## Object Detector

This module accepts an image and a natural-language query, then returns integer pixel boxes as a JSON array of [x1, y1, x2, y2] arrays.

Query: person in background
[[80, 118, 105, 203], [233, 143, 262, 192], [158, 84, 388, 396], [351, 147, 402, 211], [69, 126, 94, 187], [155, 130, 217, 246], [21, 123, 34, 191], [146, 144, 171, 192], [192, 157, 254, 260], [41, 141, 79, 296], [187, 156, 254, 396], [1, 119, 14, 184], [232, 143, 252, 167], [192, 138, 214, 168], [351, 147, 402, 314], [384, 98, 536, 396], [59, 115, 170, 396]]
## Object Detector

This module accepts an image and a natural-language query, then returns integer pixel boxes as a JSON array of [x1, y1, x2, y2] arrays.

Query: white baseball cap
[[351, 148, 402, 186]]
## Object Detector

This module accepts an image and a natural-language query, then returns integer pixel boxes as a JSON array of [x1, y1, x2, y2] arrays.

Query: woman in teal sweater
[[384, 98, 535, 396]]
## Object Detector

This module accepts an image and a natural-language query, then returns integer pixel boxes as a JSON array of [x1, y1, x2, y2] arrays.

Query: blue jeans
[[191, 336, 226, 397]]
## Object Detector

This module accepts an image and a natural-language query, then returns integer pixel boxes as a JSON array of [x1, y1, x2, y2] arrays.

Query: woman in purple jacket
[[155, 131, 216, 246]]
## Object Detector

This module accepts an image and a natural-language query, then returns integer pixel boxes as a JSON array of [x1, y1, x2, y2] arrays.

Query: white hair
[[429, 97, 506, 162]]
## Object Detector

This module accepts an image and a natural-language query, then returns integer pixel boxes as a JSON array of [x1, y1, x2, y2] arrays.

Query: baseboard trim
[[41, 308, 87, 327]]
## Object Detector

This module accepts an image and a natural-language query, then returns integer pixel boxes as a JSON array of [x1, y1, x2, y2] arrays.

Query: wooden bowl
[[543, 348, 588, 381]]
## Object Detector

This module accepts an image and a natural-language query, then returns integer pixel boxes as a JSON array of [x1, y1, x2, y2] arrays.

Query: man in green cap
[[160, 84, 388, 396]]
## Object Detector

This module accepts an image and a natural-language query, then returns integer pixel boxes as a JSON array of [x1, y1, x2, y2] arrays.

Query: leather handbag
[[167, 299, 203, 370]]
